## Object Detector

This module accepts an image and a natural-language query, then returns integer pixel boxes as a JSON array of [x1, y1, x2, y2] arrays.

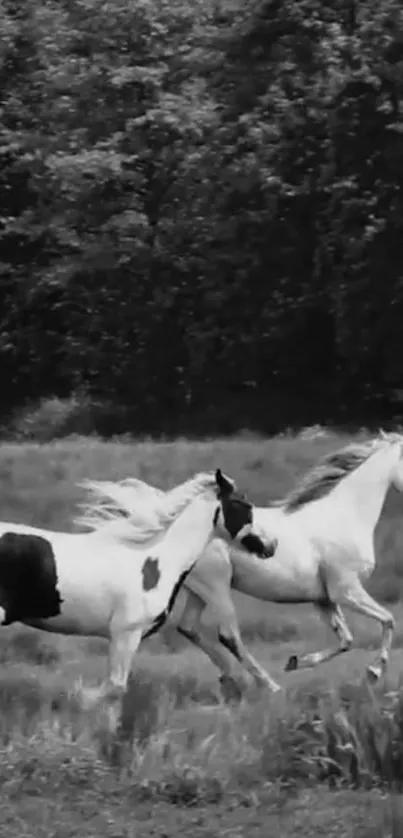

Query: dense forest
[[1, 0, 403, 436]]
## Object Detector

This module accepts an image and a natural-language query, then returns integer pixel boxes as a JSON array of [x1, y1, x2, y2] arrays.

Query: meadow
[[2, 431, 403, 837]]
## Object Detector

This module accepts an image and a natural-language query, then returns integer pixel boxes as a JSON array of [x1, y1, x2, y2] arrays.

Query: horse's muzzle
[[240, 533, 278, 559]]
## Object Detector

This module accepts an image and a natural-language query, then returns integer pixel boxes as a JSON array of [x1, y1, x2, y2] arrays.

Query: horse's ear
[[215, 469, 233, 496]]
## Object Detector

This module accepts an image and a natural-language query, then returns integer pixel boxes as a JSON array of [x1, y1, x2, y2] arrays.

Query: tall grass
[[2, 661, 403, 802]]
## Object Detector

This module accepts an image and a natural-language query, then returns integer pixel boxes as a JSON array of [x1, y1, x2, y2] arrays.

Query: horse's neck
[[255, 506, 284, 530], [329, 444, 398, 532], [157, 495, 215, 573], [164, 478, 207, 511]]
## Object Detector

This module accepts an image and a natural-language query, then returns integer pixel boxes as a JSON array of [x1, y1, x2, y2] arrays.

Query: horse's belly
[[231, 552, 324, 604], [23, 609, 110, 637], [35, 552, 117, 636]]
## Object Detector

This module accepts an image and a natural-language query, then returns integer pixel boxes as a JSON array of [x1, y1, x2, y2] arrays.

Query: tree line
[[1, 0, 403, 436]]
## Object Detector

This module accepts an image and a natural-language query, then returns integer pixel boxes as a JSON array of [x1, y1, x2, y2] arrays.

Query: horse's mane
[[75, 472, 219, 543], [280, 431, 403, 513]]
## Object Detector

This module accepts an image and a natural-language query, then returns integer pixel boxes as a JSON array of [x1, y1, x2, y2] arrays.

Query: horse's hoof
[[68, 678, 84, 703], [367, 664, 382, 682], [75, 685, 103, 711], [219, 675, 243, 705], [285, 654, 298, 672]]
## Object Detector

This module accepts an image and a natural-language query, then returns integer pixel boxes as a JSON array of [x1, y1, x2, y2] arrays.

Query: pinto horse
[[0, 468, 276, 706]]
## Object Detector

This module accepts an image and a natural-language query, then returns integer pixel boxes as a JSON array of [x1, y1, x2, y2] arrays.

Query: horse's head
[[213, 469, 277, 559]]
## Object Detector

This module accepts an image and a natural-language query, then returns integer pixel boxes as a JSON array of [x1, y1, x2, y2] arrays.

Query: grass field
[[2, 431, 403, 837]]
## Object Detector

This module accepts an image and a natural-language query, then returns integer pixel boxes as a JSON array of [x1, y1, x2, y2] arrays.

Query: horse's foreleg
[[177, 626, 247, 699], [179, 623, 281, 696], [174, 588, 280, 695], [217, 622, 281, 692], [285, 602, 353, 672], [209, 589, 281, 692], [78, 624, 143, 710], [105, 625, 143, 699], [173, 590, 245, 690], [175, 592, 235, 674]]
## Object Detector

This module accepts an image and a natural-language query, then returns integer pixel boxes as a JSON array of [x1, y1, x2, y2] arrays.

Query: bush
[[6, 396, 159, 440], [8, 397, 98, 441], [256, 682, 403, 791], [0, 630, 60, 667], [240, 617, 299, 644]]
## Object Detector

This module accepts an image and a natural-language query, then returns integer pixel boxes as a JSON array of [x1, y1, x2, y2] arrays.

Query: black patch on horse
[[215, 493, 272, 557], [215, 474, 254, 539], [0, 532, 63, 625], [141, 556, 161, 592], [221, 495, 253, 539], [218, 632, 242, 661], [142, 566, 195, 640], [240, 532, 277, 558]]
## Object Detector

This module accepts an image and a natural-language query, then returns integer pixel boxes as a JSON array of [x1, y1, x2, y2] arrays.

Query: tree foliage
[[1, 0, 403, 434]]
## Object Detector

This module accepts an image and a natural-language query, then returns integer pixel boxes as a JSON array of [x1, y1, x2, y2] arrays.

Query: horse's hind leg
[[285, 602, 353, 672], [335, 581, 395, 681]]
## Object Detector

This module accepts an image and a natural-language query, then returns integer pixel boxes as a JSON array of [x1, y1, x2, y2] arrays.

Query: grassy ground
[[1, 431, 403, 836]]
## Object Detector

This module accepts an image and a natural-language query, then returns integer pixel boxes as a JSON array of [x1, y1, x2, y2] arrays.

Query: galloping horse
[[0, 469, 276, 705], [120, 433, 403, 693]]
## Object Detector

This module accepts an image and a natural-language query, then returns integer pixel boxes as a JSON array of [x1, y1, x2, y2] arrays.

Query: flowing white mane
[[280, 430, 403, 513], [75, 472, 221, 543]]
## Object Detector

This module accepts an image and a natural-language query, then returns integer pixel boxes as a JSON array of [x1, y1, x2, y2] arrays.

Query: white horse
[[0, 468, 275, 704], [119, 433, 403, 694]]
